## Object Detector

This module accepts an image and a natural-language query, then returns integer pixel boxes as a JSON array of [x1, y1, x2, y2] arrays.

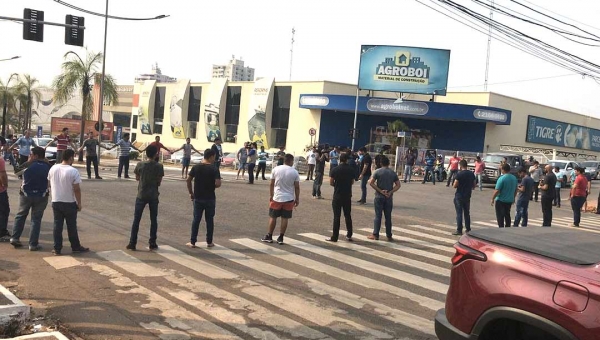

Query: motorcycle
[[434, 165, 447, 182]]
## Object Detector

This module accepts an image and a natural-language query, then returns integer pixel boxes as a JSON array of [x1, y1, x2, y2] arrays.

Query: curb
[[10, 331, 70, 339], [0, 284, 30, 325]]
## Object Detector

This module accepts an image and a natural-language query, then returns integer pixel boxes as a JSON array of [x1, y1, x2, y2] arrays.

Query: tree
[[15, 74, 42, 132], [0, 77, 19, 136], [386, 119, 409, 151], [52, 49, 119, 161]]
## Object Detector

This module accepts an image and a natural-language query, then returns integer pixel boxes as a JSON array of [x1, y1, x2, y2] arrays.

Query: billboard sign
[[247, 77, 274, 149], [168, 79, 189, 139], [50, 117, 113, 140], [358, 45, 451, 95], [526, 115, 600, 151]]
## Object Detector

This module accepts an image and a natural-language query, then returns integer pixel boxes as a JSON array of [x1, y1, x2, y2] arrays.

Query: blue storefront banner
[[526, 115, 600, 151], [115, 126, 123, 143], [358, 45, 451, 95]]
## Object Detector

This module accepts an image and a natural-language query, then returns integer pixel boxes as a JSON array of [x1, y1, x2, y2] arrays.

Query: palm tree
[[52, 49, 118, 161], [15, 74, 42, 132], [0, 75, 19, 136], [386, 119, 409, 150]]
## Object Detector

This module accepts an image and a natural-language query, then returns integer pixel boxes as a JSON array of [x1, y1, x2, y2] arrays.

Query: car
[[436, 227, 600, 340], [256, 154, 275, 171], [467, 153, 525, 184], [547, 160, 579, 188], [32, 137, 57, 164], [293, 156, 308, 174], [169, 150, 203, 164], [582, 161, 600, 180], [221, 152, 237, 167]]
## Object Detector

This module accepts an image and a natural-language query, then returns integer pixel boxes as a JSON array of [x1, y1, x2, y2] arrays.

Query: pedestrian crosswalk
[[42, 212, 600, 339]]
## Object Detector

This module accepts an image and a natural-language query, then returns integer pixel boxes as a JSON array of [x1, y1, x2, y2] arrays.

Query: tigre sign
[[526, 115, 600, 151]]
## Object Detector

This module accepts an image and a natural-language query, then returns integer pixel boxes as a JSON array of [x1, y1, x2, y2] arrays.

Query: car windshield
[[483, 155, 507, 163], [582, 162, 598, 167], [548, 161, 567, 168]]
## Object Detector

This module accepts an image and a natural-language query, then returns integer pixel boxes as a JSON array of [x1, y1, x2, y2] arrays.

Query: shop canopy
[[299, 94, 512, 125]]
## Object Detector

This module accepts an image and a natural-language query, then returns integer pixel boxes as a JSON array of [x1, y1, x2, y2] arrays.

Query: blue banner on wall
[[358, 45, 451, 95], [526, 115, 600, 151]]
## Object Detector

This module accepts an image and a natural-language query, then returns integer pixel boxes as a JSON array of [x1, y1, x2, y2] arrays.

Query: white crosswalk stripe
[[358, 228, 455, 254], [350, 233, 452, 261]]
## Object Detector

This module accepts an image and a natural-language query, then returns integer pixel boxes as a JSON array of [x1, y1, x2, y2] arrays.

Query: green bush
[[129, 151, 140, 160]]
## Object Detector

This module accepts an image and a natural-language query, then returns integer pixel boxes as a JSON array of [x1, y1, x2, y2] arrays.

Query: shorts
[[269, 200, 295, 219], [240, 162, 247, 169], [181, 157, 191, 167]]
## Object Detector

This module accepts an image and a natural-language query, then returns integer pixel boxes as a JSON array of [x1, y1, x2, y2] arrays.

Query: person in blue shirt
[[552, 166, 564, 207], [514, 167, 534, 227], [422, 151, 436, 185], [9, 130, 38, 166], [491, 163, 519, 228], [329, 146, 340, 173]]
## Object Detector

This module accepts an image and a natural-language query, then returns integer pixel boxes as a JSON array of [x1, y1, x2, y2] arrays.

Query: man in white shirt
[[306, 147, 316, 181], [47, 149, 89, 255], [261, 154, 300, 245]]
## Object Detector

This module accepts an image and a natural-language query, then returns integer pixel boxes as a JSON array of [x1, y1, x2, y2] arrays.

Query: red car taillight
[[451, 242, 487, 265]]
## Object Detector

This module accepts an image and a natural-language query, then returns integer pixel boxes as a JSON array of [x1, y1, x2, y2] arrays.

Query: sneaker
[[276, 235, 284, 245], [207, 243, 215, 248], [124, 176, 131, 179], [367, 234, 379, 240], [117, 176, 122, 179], [72, 246, 90, 253], [0, 230, 10, 238], [186, 242, 196, 248], [29, 245, 42, 251], [148, 244, 159, 251], [52, 249, 61, 256], [95, 176, 103, 180], [386, 236, 394, 242], [261, 234, 273, 243], [325, 237, 337, 242], [357, 201, 366, 205], [316, 196, 324, 200], [87, 176, 91, 179], [345, 236, 353, 242], [126, 243, 136, 251], [452, 231, 463, 236], [9, 239, 23, 248]]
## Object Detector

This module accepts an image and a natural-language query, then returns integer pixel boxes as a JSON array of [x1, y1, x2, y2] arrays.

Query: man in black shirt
[[452, 160, 476, 235], [326, 153, 355, 242], [357, 147, 372, 204], [539, 164, 557, 226], [186, 148, 222, 248]]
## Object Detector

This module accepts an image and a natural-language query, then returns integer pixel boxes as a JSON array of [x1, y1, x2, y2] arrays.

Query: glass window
[[132, 115, 138, 129], [225, 86, 241, 125], [188, 86, 202, 122], [189, 122, 197, 139], [271, 86, 292, 129], [154, 87, 166, 120], [225, 124, 237, 143]]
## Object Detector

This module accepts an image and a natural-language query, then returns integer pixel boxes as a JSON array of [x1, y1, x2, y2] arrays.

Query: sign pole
[[351, 88, 359, 151]]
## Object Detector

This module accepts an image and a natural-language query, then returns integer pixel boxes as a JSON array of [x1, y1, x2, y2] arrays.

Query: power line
[[53, 0, 169, 20], [449, 73, 576, 89], [517, 0, 600, 32]]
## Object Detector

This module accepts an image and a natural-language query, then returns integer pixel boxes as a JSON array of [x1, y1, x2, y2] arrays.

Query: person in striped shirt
[[45, 128, 77, 163], [108, 133, 141, 179]]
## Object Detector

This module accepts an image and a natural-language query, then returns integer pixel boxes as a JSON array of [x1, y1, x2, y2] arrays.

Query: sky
[[1, 0, 600, 117]]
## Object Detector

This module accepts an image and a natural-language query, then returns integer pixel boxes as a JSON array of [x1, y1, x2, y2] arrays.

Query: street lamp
[[2, 73, 19, 137], [0, 56, 20, 62]]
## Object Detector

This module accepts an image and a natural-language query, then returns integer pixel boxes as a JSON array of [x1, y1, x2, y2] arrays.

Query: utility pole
[[289, 27, 295, 81], [484, 0, 494, 91]]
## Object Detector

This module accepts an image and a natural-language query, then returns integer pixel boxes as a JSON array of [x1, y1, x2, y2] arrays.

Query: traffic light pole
[[0, 15, 85, 29], [351, 88, 359, 151], [96, 0, 109, 165]]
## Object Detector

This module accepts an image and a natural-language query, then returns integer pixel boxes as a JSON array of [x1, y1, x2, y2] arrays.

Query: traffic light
[[348, 129, 360, 139], [65, 15, 84, 46], [23, 8, 44, 42]]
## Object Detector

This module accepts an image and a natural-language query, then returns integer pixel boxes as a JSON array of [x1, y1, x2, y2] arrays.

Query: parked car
[[436, 227, 600, 340], [547, 160, 579, 188], [169, 150, 203, 164], [293, 156, 308, 174], [221, 152, 237, 167], [582, 161, 600, 180], [32, 137, 57, 164], [467, 153, 525, 184], [256, 154, 275, 171]]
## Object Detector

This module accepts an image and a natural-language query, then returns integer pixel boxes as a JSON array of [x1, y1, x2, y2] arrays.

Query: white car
[[32, 137, 57, 162], [169, 150, 203, 164], [547, 160, 580, 188]]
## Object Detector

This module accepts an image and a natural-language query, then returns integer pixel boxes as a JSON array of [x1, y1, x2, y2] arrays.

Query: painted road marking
[[156, 245, 239, 280], [358, 229, 455, 253], [97, 250, 168, 277]]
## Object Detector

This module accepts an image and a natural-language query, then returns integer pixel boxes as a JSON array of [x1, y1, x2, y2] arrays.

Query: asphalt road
[[1, 160, 598, 340]]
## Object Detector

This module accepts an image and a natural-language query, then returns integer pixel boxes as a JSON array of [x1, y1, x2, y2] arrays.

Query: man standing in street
[[261, 154, 300, 245], [9, 147, 50, 250], [452, 160, 476, 236], [236, 142, 248, 180], [172, 137, 201, 179], [326, 153, 355, 242], [46, 128, 77, 164], [552, 166, 564, 207], [126, 145, 164, 251], [47, 149, 89, 255], [422, 151, 436, 185], [491, 163, 518, 228], [329, 146, 340, 173], [255, 146, 268, 180], [539, 164, 557, 227], [446, 152, 461, 187], [275, 146, 286, 167], [78, 134, 107, 180], [142, 136, 171, 162], [108, 133, 140, 179], [529, 161, 543, 201], [403, 149, 416, 183], [10, 130, 37, 166], [211, 137, 223, 170], [0, 152, 9, 241], [357, 147, 373, 204], [247, 143, 257, 184], [306, 147, 316, 181], [186, 149, 221, 248], [368, 156, 401, 241], [513, 167, 534, 227]]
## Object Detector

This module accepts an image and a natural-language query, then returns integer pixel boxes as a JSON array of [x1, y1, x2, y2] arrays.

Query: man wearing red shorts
[[261, 154, 300, 245]]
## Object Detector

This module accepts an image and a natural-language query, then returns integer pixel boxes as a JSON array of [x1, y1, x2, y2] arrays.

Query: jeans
[[329, 164, 338, 176], [495, 200, 512, 228], [331, 197, 352, 241], [360, 175, 370, 202], [541, 195, 553, 226], [18, 154, 28, 166], [118, 155, 130, 177], [129, 198, 159, 245], [11, 194, 48, 246], [214, 161, 221, 170], [532, 182, 540, 201], [447, 170, 458, 186], [86, 155, 100, 178], [247, 163, 256, 184], [571, 196, 586, 226], [553, 188, 561, 206], [255, 162, 266, 179], [454, 196, 471, 233], [403, 165, 413, 182], [422, 166, 435, 184], [0, 191, 9, 235], [4, 152, 15, 167], [191, 199, 216, 244], [56, 150, 64, 164], [307, 164, 315, 180], [373, 196, 393, 237], [312, 171, 324, 197], [476, 173, 483, 191], [52, 202, 82, 251], [513, 199, 529, 227]]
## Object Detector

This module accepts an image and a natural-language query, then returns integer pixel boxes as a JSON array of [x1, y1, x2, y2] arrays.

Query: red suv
[[435, 227, 600, 340]]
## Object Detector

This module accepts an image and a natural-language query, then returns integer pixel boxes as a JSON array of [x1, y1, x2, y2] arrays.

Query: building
[[212, 56, 255, 82], [134, 63, 177, 83], [127, 79, 600, 162]]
